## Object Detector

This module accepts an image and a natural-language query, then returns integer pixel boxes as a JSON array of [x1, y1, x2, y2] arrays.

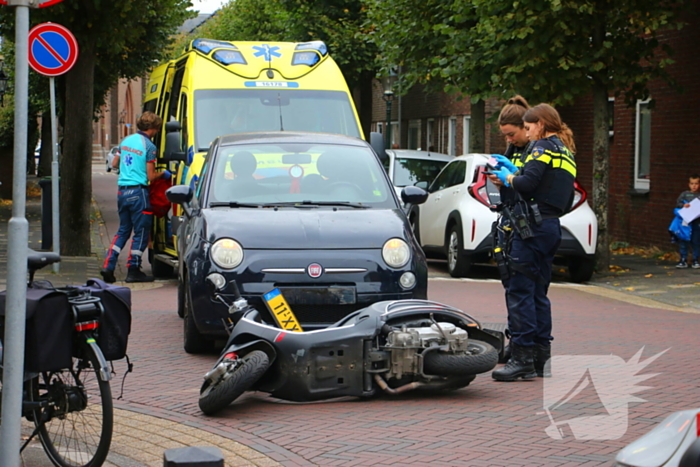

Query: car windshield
[[194, 89, 361, 151], [393, 157, 449, 187], [206, 142, 397, 208]]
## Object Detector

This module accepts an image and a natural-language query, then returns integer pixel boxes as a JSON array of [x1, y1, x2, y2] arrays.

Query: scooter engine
[[384, 323, 470, 380]]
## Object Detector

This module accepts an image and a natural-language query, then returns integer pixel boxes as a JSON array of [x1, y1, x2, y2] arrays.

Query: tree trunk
[[358, 70, 373, 141], [60, 41, 95, 256], [470, 99, 485, 153], [591, 16, 610, 274], [592, 82, 610, 273]]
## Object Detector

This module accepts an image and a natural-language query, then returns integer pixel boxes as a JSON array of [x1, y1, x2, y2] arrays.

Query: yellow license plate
[[263, 288, 303, 332]]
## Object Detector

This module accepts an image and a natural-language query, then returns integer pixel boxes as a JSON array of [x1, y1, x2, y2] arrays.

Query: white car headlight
[[382, 238, 410, 268], [210, 238, 244, 269]]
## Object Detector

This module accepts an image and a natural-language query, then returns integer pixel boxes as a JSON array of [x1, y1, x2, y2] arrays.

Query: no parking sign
[[28, 23, 78, 76]]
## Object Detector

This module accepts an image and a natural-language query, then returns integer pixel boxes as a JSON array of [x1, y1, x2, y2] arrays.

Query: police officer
[[101, 111, 171, 283], [488, 103, 577, 381]]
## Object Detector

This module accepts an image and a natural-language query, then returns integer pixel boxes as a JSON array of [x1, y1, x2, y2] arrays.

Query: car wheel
[[568, 256, 595, 283], [183, 277, 213, 354], [446, 224, 471, 277]]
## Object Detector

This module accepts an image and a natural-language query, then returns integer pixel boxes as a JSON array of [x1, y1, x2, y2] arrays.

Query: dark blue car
[[167, 132, 429, 353]]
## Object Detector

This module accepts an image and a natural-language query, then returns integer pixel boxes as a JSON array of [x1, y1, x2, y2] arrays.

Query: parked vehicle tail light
[[571, 179, 588, 211], [468, 166, 496, 208]]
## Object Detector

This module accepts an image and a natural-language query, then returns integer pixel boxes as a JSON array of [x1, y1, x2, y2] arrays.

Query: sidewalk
[[1, 175, 280, 467]]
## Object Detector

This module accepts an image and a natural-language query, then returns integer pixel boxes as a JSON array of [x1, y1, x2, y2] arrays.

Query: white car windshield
[[206, 142, 396, 208]]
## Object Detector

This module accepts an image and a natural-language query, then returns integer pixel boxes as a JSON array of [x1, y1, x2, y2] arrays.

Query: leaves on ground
[[644, 274, 653, 278], [609, 264, 629, 272]]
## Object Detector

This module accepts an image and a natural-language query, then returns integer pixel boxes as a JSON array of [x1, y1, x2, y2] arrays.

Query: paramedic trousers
[[505, 218, 561, 348], [103, 186, 153, 272]]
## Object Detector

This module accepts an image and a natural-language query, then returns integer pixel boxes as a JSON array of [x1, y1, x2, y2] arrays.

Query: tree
[[0, 0, 193, 255], [191, 0, 379, 138], [368, 0, 689, 271]]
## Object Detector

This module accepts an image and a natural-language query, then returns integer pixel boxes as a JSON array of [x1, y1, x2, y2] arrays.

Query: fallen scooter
[[198, 279, 502, 415]]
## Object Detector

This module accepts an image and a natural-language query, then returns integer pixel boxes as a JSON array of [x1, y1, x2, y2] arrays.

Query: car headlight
[[382, 238, 410, 268], [210, 238, 244, 269]]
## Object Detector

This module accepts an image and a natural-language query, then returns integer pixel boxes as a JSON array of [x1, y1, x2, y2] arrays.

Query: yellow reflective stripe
[[525, 154, 552, 164]]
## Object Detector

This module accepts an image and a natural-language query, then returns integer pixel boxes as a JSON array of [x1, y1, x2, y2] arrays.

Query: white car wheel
[[447, 224, 470, 277]]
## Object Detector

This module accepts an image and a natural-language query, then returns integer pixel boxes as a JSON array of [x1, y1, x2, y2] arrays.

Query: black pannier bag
[[75, 279, 132, 361], [0, 287, 73, 373]]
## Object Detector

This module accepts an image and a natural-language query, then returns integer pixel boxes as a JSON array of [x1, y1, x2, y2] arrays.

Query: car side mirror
[[163, 120, 187, 164], [401, 185, 428, 205], [370, 132, 388, 163], [166, 185, 194, 217]]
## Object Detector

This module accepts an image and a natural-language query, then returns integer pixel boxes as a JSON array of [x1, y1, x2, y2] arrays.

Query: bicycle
[[0, 248, 113, 467]]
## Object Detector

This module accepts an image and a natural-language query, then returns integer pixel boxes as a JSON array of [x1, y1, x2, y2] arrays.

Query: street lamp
[[382, 72, 398, 150], [0, 61, 9, 107]]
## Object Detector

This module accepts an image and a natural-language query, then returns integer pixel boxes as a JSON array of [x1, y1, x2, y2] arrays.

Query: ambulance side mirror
[[163, 121, 187, 164]]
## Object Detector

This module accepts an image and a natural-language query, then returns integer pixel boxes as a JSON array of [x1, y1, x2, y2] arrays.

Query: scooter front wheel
[[424, 340, 498, 376], [199, 350, 270, 415]]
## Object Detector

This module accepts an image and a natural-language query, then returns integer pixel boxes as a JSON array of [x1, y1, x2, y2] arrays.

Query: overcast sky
[[188, 0, 228, 14]]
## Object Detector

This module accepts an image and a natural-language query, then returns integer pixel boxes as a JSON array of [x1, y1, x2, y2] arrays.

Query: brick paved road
[[114, 278, 700, 467]]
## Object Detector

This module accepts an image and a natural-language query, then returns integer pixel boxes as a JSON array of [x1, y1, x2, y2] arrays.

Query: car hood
[[202, 207, 409, 249]]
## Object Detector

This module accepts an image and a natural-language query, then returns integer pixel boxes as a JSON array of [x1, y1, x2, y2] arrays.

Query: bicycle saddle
[[27, 248, 61, 271]]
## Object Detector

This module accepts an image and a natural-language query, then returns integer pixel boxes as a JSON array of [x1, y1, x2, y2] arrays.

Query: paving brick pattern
[[114, 279, 700, 466]]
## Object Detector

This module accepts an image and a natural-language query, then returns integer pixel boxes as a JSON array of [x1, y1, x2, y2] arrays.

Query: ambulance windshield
[[194, 89, 361, 151]]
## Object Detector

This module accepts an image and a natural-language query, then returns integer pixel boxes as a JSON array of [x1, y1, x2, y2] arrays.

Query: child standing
[[676, 174, 700, 268]]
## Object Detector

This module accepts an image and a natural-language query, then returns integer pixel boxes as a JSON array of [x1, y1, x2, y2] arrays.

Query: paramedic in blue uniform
[[488, 103, 576, 381], [101, 112, 171, 283]]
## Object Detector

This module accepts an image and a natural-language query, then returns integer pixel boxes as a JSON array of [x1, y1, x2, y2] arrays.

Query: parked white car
[[409, 153, 598, 282], [106, 146, 119, 174], [383, 149, 454, 202]]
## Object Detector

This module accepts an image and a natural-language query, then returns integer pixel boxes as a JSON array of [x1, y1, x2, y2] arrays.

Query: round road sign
[[28, 23, 78, 77]]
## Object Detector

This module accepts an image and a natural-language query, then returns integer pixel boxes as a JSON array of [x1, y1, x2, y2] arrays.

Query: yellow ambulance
[[142, 39, 364, 275]]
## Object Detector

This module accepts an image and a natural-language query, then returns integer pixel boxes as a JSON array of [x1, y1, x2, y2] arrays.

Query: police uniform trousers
[[505, 218, 561, 348], [103, 186, 153, 271]]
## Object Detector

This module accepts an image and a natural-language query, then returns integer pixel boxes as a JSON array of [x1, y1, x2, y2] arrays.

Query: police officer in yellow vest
[[488, 103, 577, 381]]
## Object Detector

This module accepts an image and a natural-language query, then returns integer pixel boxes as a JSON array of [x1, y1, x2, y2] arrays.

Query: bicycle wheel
[[29, 344, 113, 467]]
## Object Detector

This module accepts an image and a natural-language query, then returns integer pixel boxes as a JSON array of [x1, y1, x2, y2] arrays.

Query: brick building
[[372, 15, 700, 249]]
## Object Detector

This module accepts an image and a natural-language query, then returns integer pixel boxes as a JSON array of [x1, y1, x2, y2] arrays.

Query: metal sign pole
[[0, 1, 30, 465], [50, 76, 59, 272]]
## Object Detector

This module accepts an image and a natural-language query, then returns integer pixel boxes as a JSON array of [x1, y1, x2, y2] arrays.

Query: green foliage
[[0, 0, 195, 111], [368, 0, 689, 105]]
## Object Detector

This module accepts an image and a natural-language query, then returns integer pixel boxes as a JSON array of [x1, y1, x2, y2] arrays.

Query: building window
[[448, 117, 457, 156], [390, 122, 399, 148], [376, 122, 383, 135], [608, 97, 615, 138], [463, 116, 471, 154], [426, 119, 434, 152], [408, 120, 421, 150], [635, 100, 651, 190]]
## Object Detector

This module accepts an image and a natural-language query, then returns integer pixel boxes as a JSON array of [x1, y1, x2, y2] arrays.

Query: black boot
[[534, 344, 551, 377], [100, 268, 116, 284], [125, 268, 154, 283], [492, 343, 537, 381]]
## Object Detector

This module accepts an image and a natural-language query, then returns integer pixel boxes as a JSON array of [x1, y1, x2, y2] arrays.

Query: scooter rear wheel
[[424, 340, 498, 376], [198, 350, 270, 415]]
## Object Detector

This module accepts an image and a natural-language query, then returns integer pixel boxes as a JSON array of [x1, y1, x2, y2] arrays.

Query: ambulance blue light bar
[[192, 39, 237, 55], [292, 51, 320, 66], [213, 49, 247, 65], [295, 41, 328, 56]]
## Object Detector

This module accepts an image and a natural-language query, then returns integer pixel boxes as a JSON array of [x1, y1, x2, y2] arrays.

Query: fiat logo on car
[[307, 263, 323, 278]]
